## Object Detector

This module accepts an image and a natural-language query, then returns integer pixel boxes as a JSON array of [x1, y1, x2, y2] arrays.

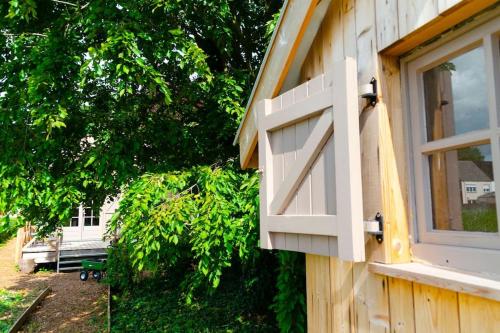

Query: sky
[[450, 46, 490, 137]]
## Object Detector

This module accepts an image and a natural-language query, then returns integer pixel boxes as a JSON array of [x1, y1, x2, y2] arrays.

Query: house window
[[465, 185, 477, 193], [69, 208, 79, 227], [83, 207, 100, 226], [68, 206, 100, 227], [406, 16, 500, 272]]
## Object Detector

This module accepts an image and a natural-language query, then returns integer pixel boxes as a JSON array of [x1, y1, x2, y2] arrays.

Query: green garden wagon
[[80, 259, 106, 282]]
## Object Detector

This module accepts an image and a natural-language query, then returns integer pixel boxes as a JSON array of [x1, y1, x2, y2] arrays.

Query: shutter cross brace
[[363, 213, 384, 243]]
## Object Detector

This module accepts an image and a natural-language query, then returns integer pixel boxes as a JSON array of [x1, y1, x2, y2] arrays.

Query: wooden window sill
[[368, 262, 500, 302]]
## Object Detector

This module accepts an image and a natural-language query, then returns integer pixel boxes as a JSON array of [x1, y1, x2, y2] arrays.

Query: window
[[69, 208, 79, 227], [67, 206, 100, 227], [83, 207, 100, 226], [466, 185, 477, 193], [406, 17, 500, 274]]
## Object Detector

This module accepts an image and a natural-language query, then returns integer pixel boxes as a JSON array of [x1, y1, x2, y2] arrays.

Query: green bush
[[105, 242, 135, 291], [109, 164, 260, 300], [108, 164, 306, 332], [272, 252, 306, 333], [0, 216, 21, 244], [111, 271, 277, 333]]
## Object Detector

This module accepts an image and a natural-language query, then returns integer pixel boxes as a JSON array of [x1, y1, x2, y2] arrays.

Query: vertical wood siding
[[308, 255, 500, 332], [302, 0, 500, 332]]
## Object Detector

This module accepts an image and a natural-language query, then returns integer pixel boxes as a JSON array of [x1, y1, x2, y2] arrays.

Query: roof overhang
[[235, 0, 329, 169]]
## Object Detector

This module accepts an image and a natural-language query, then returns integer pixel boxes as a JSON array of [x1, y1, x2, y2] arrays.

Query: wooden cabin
[[236, 0, 500, 331]]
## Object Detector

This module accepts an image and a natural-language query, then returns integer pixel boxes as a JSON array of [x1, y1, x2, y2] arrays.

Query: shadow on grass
[[1, 266, 107, 333]]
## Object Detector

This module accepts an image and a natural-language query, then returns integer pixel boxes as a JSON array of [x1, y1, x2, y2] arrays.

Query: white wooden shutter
[[258, 58, 365, 262]]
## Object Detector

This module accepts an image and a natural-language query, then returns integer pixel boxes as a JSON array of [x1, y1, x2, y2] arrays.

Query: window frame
[[466, 185, 477, 193], [69, 205, 101, 227], [402, 15, 500, 275], [83, 206, 100, 227]]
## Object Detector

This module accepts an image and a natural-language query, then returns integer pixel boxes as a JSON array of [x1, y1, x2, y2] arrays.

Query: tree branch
[[2, 32, 47, 37], [52, 0, 78, 7]]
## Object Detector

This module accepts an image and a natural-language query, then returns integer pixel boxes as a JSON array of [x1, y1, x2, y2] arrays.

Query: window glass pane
[[84, 217, 92, 226], [429, 143, 497, 232], [84, 208, 92, 217], [69, 217, 79, 227], [423, 46, 489, 141], [93, 216, 100, 226]]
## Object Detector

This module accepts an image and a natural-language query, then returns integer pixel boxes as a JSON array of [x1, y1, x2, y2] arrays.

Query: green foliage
[[1, 2, 309, 332], [266, 11, 281, 38], [105, 242, 135, 291], [109, 163, 260, 299], [0, 288, 40, 332], [0, 216, 22, 244], [111, 275, 277, 333], [458, 147, 485, 161], [272, 252, 306, 333], [0, 0, 282, 234]]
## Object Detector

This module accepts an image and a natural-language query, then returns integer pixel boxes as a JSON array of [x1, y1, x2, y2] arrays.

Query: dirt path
[[0, 239, 107, 333]]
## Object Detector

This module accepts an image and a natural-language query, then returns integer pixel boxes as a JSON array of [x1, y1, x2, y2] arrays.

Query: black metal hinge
[[364, 212, 384, 243]]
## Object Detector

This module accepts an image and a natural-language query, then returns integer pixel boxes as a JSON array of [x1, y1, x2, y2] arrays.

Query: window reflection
[[429, 144, 497, 232], [423, 46, 489, 142]]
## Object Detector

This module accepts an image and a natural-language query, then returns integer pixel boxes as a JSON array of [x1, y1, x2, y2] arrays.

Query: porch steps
[[57, 248, 108, 272]]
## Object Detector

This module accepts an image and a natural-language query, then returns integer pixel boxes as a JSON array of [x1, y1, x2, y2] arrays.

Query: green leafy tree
[[1, 1, 306, 331], [0, 0, 281, 232], [108, 163, 260, 298], [458, 146, 485, 161]]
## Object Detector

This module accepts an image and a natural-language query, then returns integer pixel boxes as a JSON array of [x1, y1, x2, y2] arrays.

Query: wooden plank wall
[[302, 0, 500, 332]]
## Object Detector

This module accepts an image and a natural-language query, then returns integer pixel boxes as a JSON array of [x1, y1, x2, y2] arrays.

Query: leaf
[[85, 156, 96, 167]]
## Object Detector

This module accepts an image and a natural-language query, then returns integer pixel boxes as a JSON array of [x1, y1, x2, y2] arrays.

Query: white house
[[62, 198, 119, 242], [21, 197, 119, 271], [459, 160, 495, 204]]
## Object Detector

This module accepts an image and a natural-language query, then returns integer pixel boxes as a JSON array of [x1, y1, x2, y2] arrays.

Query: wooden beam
[[281, 0, 332, 92], [263, 88, 333, 131], [333, 57, 364, 262], [258, 99, 274, 249], [267, 215, 338, 235], [370, 262, 500, 302], [9, 287, 51, 333], [237, 0, 320, 169], [381, 0, 499, 56]]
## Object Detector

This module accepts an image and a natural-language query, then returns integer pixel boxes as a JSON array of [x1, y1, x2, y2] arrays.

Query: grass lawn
[[111, 278, 277, 333], [0, 288, 41, 333], [462, 206, 498, 232]]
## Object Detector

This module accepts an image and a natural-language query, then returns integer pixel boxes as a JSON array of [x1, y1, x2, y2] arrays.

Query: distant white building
[[61, 198, 119, 242], [459, 161, 495, 204]]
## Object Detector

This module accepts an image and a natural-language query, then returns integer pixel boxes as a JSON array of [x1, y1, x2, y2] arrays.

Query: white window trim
[[83, 206, 100, 226], [402, 15, 500, 276]]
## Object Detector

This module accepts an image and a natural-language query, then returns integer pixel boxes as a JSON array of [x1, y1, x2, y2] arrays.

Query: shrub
[[272, 252, 306, 333], [0, 216, 22, 244], [108, 163, 307, 332]]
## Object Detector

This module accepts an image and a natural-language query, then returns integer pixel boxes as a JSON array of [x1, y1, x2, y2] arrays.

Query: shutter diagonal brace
[[269, 108, 333, 215]]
